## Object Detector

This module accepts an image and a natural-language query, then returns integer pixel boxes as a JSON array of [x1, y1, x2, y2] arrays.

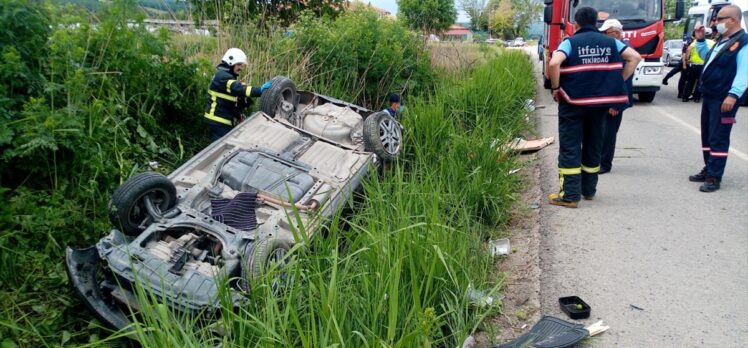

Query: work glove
[[260, 80, 272, 92]]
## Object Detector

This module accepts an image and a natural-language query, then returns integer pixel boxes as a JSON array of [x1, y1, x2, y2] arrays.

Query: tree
[[459, 0, 487, 30], [189, 0, 346, 25], [398, 0, 457, 34], [488, 0, 513, 38], [510, 0, 542, 37]]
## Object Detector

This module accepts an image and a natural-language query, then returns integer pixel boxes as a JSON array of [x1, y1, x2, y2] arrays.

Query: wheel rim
[[274, 88, 295, 117], [127, 188, 170, 227], [378, 117, 402, 155]]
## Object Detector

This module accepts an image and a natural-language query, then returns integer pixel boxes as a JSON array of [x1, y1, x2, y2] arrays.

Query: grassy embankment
[[0, 1, 535, 345]]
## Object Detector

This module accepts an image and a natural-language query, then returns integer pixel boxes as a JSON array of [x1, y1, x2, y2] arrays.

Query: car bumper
[[632, 61, 663, 91], [65, 246, 133, 331]]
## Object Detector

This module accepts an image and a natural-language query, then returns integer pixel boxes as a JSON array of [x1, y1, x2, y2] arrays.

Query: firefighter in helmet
[[204, 48, 273, 140]]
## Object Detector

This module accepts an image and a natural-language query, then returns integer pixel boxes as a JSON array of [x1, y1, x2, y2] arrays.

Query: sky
[[367, 0, 471, 23]]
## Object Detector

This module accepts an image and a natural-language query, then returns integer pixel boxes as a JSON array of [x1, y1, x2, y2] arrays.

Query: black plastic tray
[[558, 296, 591, 319]]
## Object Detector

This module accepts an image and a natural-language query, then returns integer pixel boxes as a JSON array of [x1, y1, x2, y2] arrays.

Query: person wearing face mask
[[598, 19, 633, 174], [204, 48, 273, 141], [546, 7, 641, 208], [385, 93, 404, 118], [689, 5, 748, 192], [682, 24, 715, 102]]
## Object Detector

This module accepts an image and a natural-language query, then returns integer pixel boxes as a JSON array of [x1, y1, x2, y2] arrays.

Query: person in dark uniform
[[384, 93, 403, 118], [662, 35, 692, 99], [546, 7, 642, 208], [599, 19, 634, 174], [690, 5, 748, 192], [682, 24, 715, 102], [204, 48, 273, 141]]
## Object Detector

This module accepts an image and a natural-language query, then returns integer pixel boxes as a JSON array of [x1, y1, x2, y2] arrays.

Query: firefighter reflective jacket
[[558, 26, 629, 108], [204, 63, 262, 126]]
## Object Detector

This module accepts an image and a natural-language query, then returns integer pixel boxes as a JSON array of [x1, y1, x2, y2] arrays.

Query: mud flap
[[65, 246, 132, 332]]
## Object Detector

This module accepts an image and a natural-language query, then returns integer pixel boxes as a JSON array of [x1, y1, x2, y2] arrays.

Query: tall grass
[[121, 51, 535, 347]]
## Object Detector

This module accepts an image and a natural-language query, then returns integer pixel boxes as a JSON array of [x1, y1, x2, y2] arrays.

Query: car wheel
[[663, 54, 670, 66], [638, 92, 656, 103], [363, 111, 402, 162], [259, 76, 298, 119], [242, 238, 292, 293], [108, 172, 177, 236]]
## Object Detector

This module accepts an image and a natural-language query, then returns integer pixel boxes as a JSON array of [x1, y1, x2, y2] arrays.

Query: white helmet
[[222, 48, 247, 66]]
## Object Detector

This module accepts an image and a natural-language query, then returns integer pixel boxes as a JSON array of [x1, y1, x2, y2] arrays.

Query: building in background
[[442, 24, 473, 41]]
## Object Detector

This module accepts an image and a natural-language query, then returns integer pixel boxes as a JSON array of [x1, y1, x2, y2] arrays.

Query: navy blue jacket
[[699, 29, 748, 102], [559, 26, 628, 108], [204, 63, 262, 126]]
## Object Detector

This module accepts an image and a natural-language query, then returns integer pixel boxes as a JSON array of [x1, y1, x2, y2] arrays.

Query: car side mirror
[[544, 6, 553, 24]]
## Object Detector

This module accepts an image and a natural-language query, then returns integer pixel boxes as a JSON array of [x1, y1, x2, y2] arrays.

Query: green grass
[[115, 51, 535, 347]]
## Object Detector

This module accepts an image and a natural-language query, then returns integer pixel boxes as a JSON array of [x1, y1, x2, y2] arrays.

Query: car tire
[[259, 76, 298, 118], [638, 92, 656, 103], [363, 111, 402, 162], [242, 238, 292, 293], [108, 172, 177, 236]]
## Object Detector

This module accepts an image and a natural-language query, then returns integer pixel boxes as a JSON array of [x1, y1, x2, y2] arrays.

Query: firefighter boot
[[548, 193, 578, 208], [699, 177, 721, 192], [689, 168, 707, 182]]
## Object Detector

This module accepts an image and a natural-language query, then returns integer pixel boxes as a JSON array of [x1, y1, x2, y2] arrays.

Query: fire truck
[[541, 0, 685, 103]]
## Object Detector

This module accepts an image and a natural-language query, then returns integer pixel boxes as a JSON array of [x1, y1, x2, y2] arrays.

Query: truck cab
[[542, 0, 685, 103]]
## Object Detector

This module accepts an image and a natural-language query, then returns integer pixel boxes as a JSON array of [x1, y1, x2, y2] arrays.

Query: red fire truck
[[541, 0, 684, 102]]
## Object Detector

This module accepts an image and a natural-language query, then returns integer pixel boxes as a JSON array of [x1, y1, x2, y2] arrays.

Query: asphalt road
[[531, 52, 748, 347]]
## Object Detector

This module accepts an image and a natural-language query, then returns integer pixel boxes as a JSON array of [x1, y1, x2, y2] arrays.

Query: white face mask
[[716, 22, 728, 34]]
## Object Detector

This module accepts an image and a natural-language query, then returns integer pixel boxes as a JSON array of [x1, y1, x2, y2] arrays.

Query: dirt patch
[[472, 154, 545, 347]]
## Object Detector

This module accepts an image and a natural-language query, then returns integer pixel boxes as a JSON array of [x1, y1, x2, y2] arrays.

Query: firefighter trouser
[[601, 110, 623, 172], [700, 96, 737, 179], [557, 102, 607, 201]]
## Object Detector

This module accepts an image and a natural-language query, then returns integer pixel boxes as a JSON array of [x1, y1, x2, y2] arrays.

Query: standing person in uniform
[[546, 7, 642, 208], [682, 24, 715, 102], [662, 35, 692, 100], [599, 19, 634, 174], [204, 48, 273, 141], [690, 5, 748, 192]]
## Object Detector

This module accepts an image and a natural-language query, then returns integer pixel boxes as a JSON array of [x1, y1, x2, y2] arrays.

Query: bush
[[293, 9, 434, 108]]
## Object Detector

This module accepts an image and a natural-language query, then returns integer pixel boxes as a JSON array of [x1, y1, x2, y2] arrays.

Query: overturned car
[[65, 77, 402, 330]]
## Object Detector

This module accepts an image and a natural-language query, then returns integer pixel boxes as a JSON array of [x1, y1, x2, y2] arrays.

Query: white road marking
[[650, 105, 748, 162]]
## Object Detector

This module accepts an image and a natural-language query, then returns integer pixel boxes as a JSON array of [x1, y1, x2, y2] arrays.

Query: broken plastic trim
[[64, 246, 132, 332]]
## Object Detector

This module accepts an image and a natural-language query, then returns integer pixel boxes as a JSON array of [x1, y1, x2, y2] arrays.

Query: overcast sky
[[367, 0, 471, 22]]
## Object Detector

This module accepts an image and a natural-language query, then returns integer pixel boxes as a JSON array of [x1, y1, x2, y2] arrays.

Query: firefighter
[[204, 48, 273, 141], [546, 7, 641, 208], [691, 5, 748, 192], [682, 24, 715, 102], [598, 19, 634, 174]]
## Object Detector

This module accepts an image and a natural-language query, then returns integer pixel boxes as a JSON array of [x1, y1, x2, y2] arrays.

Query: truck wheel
[[259, 76, 298, 118], [364, 111, 402, 162], [108, 172, 177, 236], [242, 238, 292, 293], [638, 92, 656, 103]]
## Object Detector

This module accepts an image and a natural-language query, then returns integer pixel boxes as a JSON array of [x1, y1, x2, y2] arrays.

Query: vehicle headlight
[[643, 66, 663, 75]]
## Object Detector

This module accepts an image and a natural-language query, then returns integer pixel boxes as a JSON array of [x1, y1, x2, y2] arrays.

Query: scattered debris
[[506, 137, 555, 154], [629, 304, 645, 311], [528, 203, 541, 209], [466, 285, 502, 307], [148, 161, 160, 170], [520, 324, 527, 330], [585, 320, 610, 337], [462, 335, 477, 348], [489, 238, 511, 256], [507, 168, 521, 176], [495, 316, 590, 348], [524, 99, 536, 112], [559, 296, 591, 319]]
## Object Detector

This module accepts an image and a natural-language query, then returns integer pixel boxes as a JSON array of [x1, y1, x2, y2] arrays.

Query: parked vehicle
[[662, 39, 684, 66], [65, 76, 403, 331], [541, 0, 685, 103], [513, 37, 526, 47]]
